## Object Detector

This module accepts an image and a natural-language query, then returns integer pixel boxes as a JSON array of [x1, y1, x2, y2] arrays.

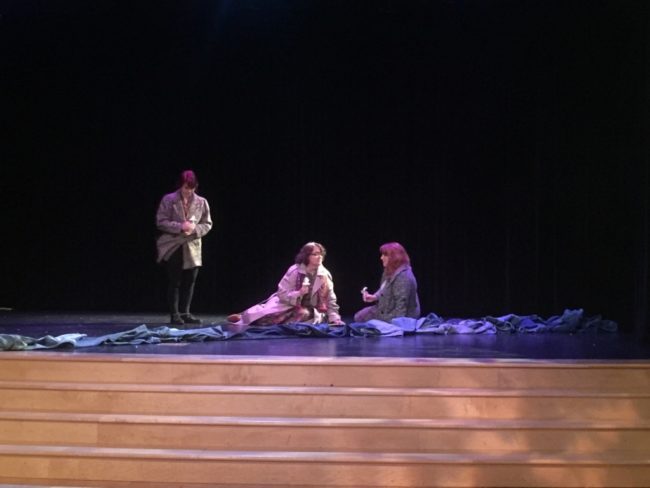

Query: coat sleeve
[[325, 274, 342, 322], [276, 266, 302, 306], [156, 196, 182, 235], [193, 198, 213, 238], [385, 272, 413, 320]]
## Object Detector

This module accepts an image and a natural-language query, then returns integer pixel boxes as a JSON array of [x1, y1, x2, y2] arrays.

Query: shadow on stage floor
[[1, 310, 649, 360]]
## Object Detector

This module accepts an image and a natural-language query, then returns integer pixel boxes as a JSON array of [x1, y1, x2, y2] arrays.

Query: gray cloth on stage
[[0, 309, 617, 351]]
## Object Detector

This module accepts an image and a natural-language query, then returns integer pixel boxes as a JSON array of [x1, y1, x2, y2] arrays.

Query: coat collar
[[172, 190, 201, 220], [173, 189, 197, 203], [297, 263, 328, 277], [384, 264, 409, 284]]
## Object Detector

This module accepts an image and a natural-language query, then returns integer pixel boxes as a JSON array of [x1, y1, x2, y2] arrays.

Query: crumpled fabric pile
[[0, 309, 617, 351]]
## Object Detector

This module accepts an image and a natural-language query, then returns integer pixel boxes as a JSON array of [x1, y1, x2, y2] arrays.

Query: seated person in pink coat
[[227, 242, 345, 326]]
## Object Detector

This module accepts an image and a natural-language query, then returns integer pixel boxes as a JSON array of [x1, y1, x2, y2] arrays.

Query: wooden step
[[0, 445, 649, 487], [2, 353, 650, 389], [2, 380, 649, 420], [3, 353, 649, 487], [1, 411, 649, 453]]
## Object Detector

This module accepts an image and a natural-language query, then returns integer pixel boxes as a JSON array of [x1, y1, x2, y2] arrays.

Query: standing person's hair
[[295, 242, 327, 265], [380, 242, 411, 276], [177, 170, 198, 189]]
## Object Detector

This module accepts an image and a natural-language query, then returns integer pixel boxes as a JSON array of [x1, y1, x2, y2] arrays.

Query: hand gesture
[[181, 220, 196, 235], [361, 286, 376, 303], [298, 277, 310, 297]]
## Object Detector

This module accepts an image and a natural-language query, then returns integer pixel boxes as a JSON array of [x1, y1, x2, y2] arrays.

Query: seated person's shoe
[[227, 313, 242, 323], [170, 314, 185, 326], [181, 313, 202, 325], [329, 321, 346, 327]]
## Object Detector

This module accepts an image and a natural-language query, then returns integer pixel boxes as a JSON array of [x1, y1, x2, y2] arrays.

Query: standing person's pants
[[165, 247, 199, 316]]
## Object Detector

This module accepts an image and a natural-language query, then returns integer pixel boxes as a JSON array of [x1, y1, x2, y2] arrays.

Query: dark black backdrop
[[2, 1, 648, 333]]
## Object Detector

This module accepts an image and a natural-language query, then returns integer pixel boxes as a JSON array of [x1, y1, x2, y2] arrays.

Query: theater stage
[[2, 310, 650, 487], [1, 310, 649, 360]]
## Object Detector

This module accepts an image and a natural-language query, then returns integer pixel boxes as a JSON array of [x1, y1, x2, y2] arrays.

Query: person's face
[[308, 247, 324, 267], [380, 252, 389, 268], [181, 184, 195, 200]]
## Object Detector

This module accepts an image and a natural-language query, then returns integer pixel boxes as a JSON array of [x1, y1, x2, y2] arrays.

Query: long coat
[[155, 190, 212, 269], [240, 263, 342, 325]]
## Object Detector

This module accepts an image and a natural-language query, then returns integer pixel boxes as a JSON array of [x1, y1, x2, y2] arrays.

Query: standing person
[[354, 242, 420, 323], [227, 242, 345, 326], [156, 170, 212, 326]]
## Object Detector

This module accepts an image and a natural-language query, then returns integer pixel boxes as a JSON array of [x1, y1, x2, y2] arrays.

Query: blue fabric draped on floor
[[0, 309, 617, 351]]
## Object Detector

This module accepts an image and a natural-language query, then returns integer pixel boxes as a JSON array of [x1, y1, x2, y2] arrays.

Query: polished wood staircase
[[0, 352, 649, 487]]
